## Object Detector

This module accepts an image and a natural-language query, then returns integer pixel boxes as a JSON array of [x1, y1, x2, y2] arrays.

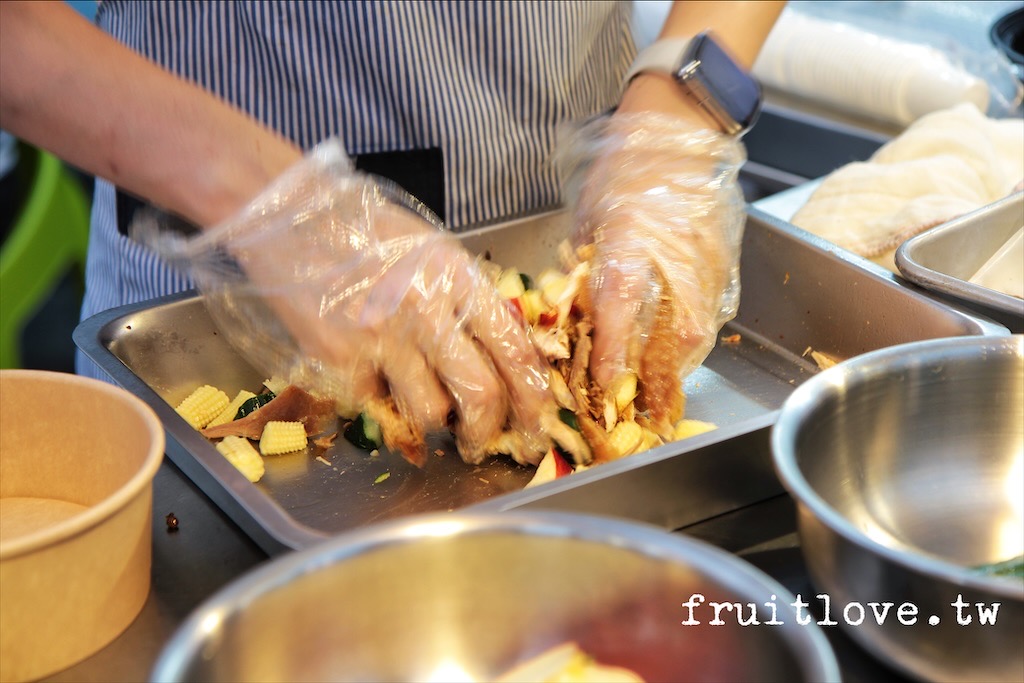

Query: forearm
[[619, 0, 786, 126], [0, 1, 302, 227]]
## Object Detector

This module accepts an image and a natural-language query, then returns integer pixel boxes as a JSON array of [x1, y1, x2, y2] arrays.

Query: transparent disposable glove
[[141, 140, 558, 466], [560, 112, 747, 433]]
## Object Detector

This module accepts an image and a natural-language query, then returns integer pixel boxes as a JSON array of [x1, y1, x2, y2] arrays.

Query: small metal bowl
[[773, 335, 1024, 682], [151, 511, 840, 682]]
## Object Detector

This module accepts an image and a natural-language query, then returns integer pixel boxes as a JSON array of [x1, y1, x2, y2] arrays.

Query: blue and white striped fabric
[[78, 0, 636, 378]]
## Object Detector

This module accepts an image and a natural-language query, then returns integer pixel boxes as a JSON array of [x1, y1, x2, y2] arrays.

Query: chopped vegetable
[[519, 289, 546, 325], [262, 376, 290, 395], [187, 255, 716, 483], [374, 472, 391, 484], [607, 420, 645, 459], [235, 391, 277, 420], [216, 435, 266, 482], [640, 427, 662, 451], [496, 267, 527, 299], [259, 421, 307, 455], [176, 385, 230, 430], [536, 268, 567, 305], [207, 389, 258, 428], [525, 449, 573, 488], [343, 413, 383, 451], [558, 407, 579, 431], [973, 554, 1024, 580], [672, 419, 717, 441]]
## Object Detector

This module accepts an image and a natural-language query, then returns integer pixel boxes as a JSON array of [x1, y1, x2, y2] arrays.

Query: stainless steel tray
[[74, 208, 1007, 554], [895, 193, 1024, 332]]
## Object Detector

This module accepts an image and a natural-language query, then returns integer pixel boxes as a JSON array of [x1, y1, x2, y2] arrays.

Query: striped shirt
[[78, 0, 636, 377]]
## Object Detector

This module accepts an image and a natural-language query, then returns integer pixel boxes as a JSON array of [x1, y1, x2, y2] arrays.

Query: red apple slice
[[525, 448, 573, 488]]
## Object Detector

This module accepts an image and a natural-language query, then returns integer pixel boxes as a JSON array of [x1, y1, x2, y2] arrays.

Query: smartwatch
[[625, 32, 763, 136]]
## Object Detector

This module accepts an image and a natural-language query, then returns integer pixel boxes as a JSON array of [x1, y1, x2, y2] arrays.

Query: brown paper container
[[0, 370, 164, 682]]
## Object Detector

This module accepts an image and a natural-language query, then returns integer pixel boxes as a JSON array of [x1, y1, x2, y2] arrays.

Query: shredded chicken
[[634, 266, 686, 439], [317, 243, 691, 470], [364, 396, 428, 468], [540, 248, 689, 464]]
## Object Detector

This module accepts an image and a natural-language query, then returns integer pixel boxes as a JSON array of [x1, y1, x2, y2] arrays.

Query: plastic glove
[[560, 112, 746, 434], [140, 140, 557, 467]]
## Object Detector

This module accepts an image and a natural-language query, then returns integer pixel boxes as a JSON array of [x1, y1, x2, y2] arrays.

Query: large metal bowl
[[151, 511, 840, 682], [773, 335, 1024, 682]]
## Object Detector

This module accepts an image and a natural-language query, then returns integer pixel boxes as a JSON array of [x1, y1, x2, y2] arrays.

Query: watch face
[[681, 34, 762, 134]]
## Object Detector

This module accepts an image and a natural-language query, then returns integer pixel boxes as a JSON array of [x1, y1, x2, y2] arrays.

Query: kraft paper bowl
[[0, 369, 164, 682]]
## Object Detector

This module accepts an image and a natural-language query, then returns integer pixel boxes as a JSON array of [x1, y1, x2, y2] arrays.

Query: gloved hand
[[142, 140, 557, 467], [561, 112, 747, 434]]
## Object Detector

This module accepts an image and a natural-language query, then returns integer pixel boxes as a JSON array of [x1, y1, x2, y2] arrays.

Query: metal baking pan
[[895, 192, 1024, 332], [74, 208, 1007, 555]]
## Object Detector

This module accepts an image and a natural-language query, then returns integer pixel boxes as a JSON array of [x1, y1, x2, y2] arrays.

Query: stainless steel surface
[[151, 511, 841, 683], [772, 335, 1024, 683], [743, 103, 890, 194], [896, 193, 1024, 332], [680, 495, 918, 683], [74, 209, 1008, 555]]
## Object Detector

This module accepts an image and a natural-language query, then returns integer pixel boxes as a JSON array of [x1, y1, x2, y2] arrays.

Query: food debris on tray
[[174, 382, 338, 483], [174, 257, 721, 487], [802, 346, 839, 370]]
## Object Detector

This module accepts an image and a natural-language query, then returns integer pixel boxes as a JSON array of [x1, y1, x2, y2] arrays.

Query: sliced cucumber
[[234, 391, 276, 420], [973, 554, 1024, 579], [344, 413, 383, 451], [558, 407, 579, 431]]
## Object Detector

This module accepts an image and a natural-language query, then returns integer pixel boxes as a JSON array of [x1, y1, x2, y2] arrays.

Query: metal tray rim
[[73, 211, 1010, 554], [74, 295, 784, 554], [894, 193, 1024, 319]]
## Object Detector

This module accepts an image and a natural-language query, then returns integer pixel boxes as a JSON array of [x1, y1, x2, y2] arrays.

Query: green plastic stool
[[0, 146, 91, 369]]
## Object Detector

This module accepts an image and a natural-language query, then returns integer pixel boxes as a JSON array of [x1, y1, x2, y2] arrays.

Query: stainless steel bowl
[[773, 335, 1024, 682], [151, 511, 839, 682]]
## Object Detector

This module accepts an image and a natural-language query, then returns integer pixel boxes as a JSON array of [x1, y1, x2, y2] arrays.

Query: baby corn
[[259, 421, 307, 456], [206, 389, 258, 428], [176, 385, 230, 430], [215, 436, 265, 483]]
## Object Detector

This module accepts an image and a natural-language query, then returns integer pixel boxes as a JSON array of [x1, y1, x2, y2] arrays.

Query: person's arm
[[0, 1, 563, 466], [618, 1, 786, 126], [570, 1, 786, 427], [0, 1, 301, 227]]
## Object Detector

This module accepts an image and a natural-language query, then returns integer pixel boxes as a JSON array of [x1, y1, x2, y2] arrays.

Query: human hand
[[561, 112, 747, 435], [146, 141, 558, 466]]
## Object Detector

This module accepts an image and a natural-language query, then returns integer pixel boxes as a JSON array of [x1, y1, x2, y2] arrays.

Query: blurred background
[[0, 1, 96, 374], [2, 1, 1020, 375]]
